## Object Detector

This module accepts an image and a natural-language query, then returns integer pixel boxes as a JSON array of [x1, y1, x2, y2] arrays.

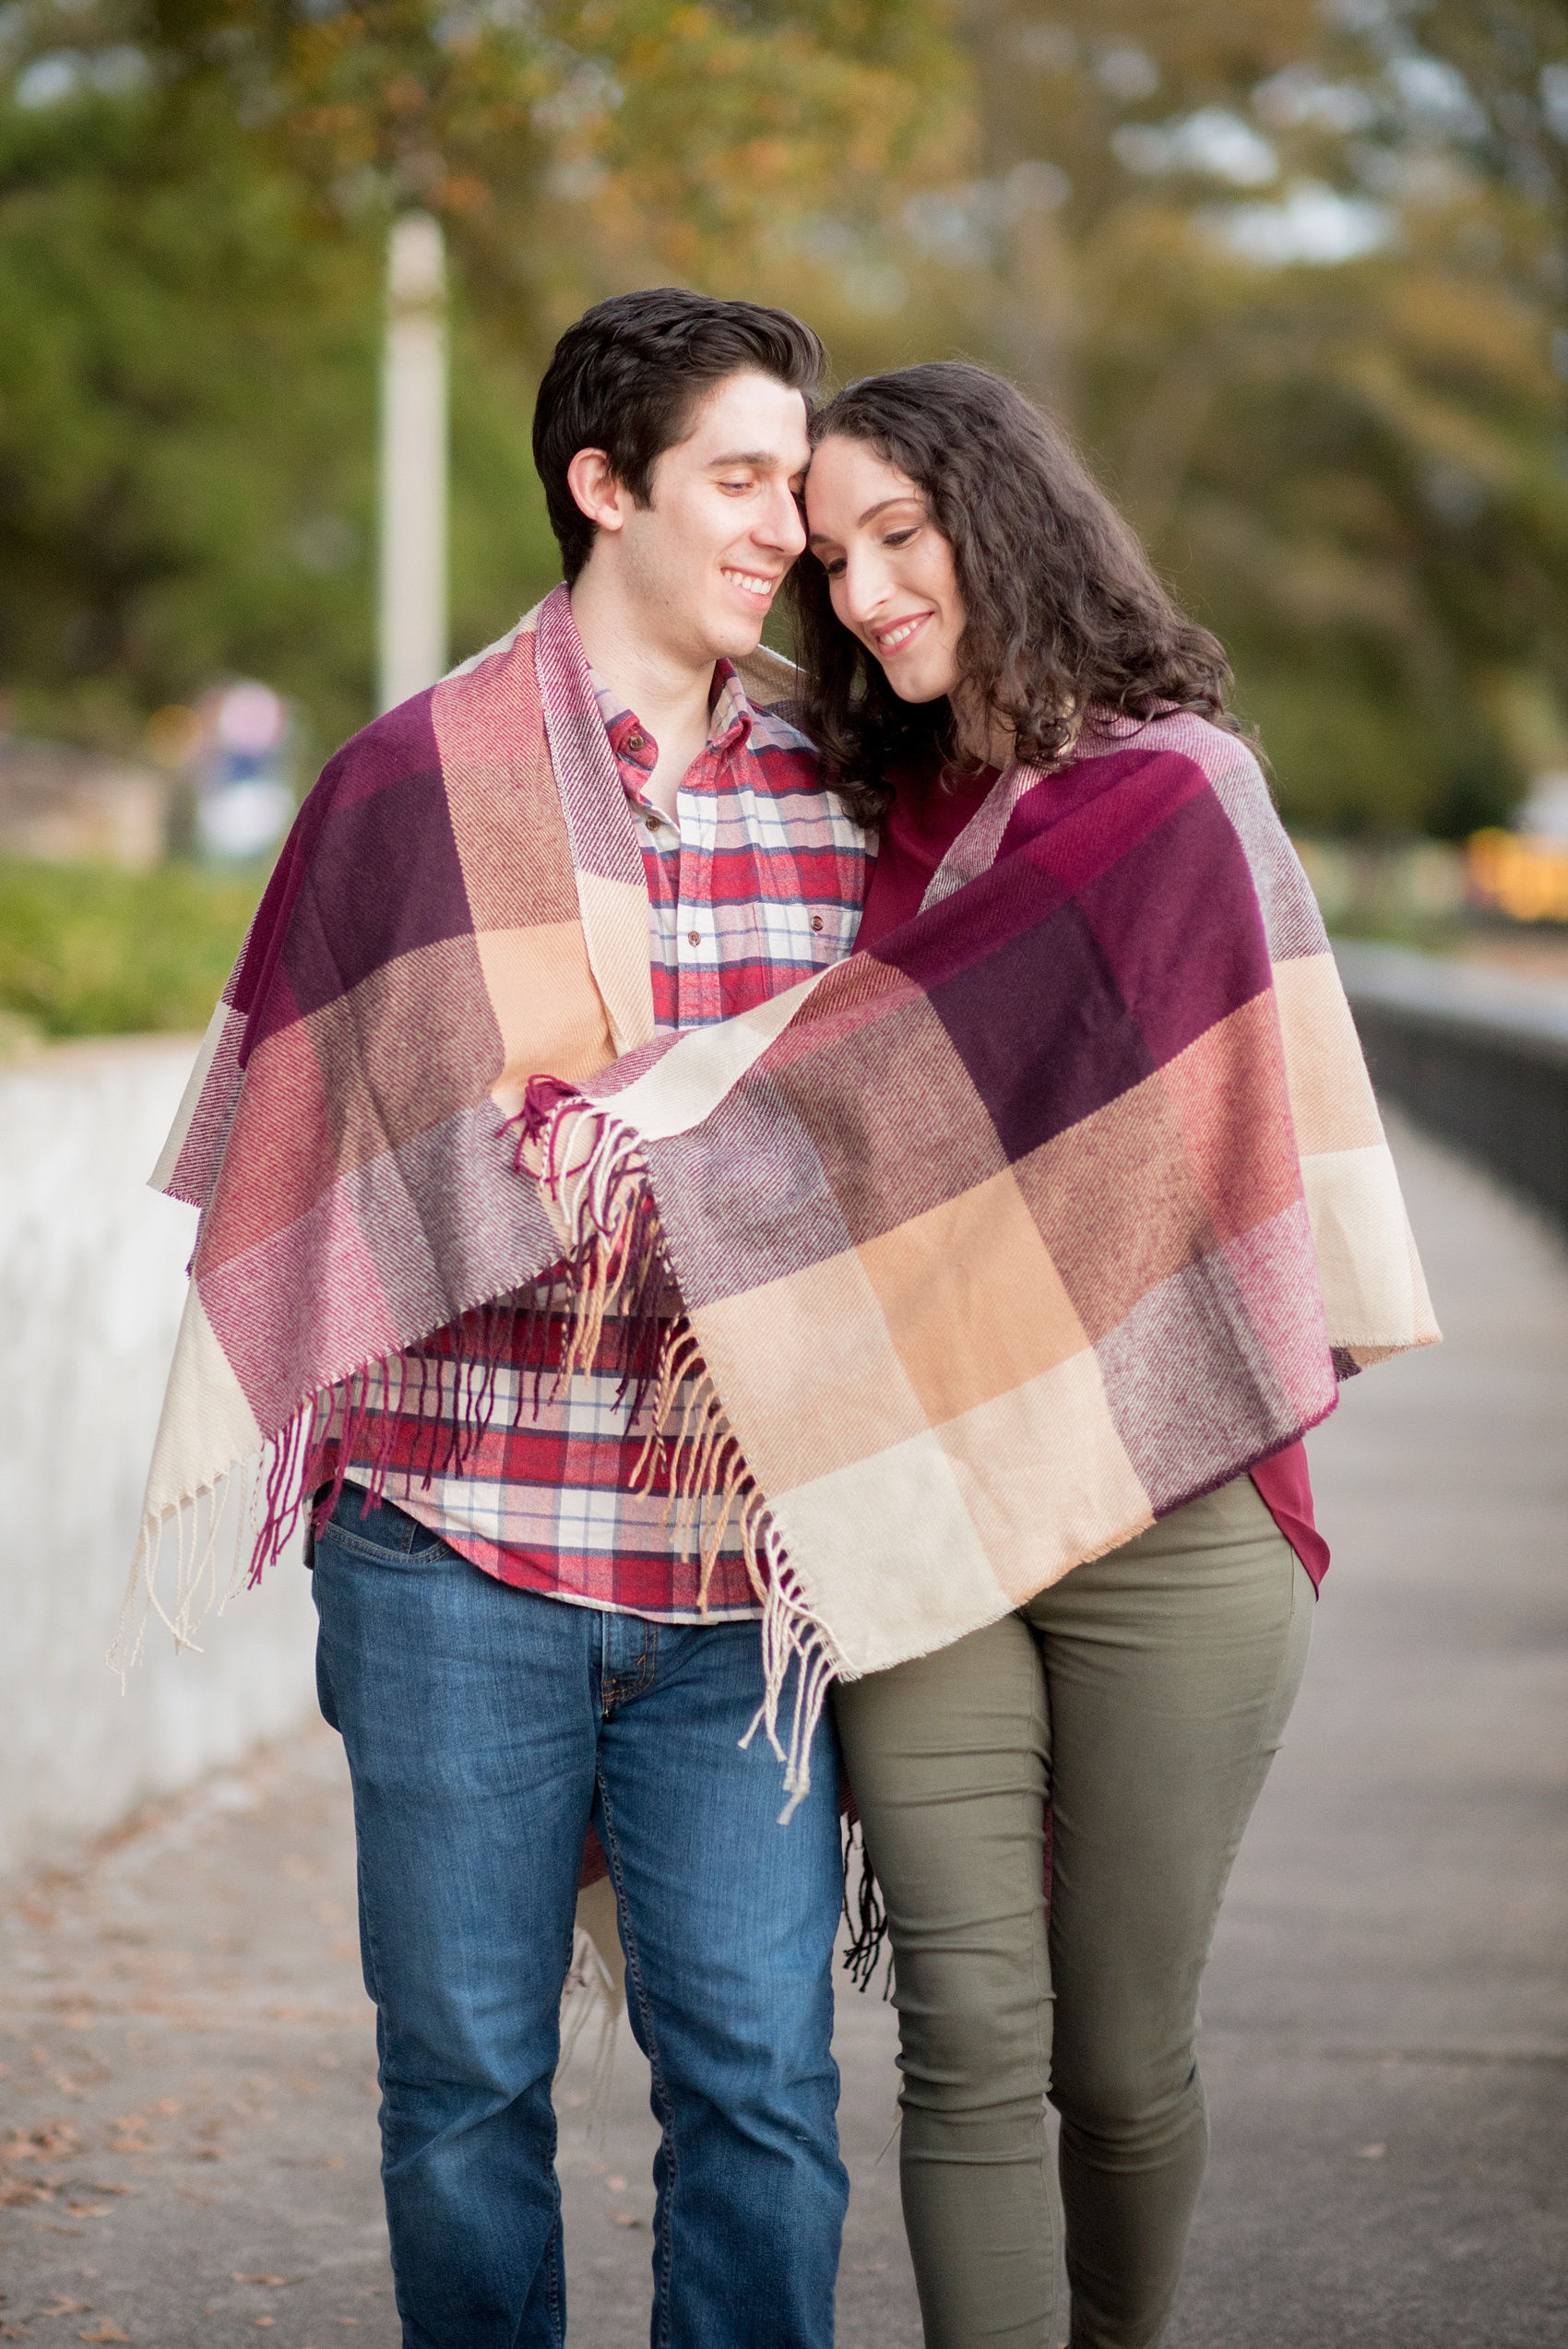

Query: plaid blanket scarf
[[131, 586, 795, 1646], [524, 708, 1439, 1810]]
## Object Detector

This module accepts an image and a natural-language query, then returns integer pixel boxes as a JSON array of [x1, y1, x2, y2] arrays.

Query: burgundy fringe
[[249, 1290, 683, 1589], [513, 1078, 676, 1428], [244, 1081, 683, 1591]]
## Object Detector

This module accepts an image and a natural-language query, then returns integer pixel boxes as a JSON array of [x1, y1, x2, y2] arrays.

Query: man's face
[[604, 371, 811, 664]]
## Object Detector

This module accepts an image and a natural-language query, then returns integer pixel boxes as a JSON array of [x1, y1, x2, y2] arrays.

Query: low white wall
[[0, 1038, 317, 1879]]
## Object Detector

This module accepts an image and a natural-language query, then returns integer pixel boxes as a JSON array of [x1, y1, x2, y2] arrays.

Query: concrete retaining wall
[[0, 1038, 316, 1880]]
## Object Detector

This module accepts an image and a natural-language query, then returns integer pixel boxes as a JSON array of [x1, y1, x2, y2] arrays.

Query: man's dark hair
[[532, 288, 826, 583], [786, 361, 1240, 826]]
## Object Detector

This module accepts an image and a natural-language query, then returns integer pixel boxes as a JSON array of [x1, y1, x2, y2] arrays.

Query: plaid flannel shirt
[[312, 649, 870, 1619]]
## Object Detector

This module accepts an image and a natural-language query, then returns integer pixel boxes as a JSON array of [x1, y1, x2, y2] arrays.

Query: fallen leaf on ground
[[8, 2122, 84, 2160], [78, 2325, 130, 2343], [232, 2277, 301, 2289]]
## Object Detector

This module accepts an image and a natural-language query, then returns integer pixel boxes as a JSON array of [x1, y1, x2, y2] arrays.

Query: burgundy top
[[855, 759, 1001, 951], [857, 759, 1329, 1589]]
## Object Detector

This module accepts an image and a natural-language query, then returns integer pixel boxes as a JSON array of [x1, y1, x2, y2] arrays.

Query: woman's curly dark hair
[[786, 361, 1240, 828]]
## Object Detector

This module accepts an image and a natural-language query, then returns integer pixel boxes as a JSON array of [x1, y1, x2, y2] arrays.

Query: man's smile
[[722, 565, 781, 601]]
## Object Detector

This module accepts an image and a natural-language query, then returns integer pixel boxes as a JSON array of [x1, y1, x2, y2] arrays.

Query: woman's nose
[[837, 546, 890, 626]]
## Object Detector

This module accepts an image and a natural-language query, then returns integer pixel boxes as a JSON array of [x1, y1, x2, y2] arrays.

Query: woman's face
[[803, 434, 965, 706]]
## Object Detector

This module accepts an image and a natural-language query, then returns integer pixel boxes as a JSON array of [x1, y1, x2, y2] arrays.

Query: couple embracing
[[141, 287, 1436, 2347]]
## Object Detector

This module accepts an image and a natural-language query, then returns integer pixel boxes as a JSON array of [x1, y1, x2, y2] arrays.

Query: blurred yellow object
[[1467, 829, 1568, 924], [144, 704, 203, 769]]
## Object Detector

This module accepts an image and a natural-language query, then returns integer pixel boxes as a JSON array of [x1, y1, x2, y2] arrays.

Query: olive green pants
[[832, 1476, 1314, 2349]]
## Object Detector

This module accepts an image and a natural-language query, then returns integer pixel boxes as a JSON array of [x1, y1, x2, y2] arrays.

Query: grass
[[0, 858, 266, 1040]]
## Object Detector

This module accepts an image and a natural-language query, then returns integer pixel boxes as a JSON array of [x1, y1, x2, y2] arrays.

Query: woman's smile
[[873, 610, 934, 656]]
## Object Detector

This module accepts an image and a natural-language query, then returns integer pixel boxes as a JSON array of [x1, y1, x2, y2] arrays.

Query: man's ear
[[566, 448, 630, 536]]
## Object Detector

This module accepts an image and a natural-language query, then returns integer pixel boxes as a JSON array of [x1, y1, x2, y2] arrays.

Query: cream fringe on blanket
[[531, 1092, 842, 1821]]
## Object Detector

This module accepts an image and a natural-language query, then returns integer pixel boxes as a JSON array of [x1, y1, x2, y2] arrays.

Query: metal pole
[[378, 213, 448, 713]]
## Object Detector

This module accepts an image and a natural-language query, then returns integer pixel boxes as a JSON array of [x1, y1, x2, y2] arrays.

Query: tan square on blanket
[[856, 1169, 1089, 1426]]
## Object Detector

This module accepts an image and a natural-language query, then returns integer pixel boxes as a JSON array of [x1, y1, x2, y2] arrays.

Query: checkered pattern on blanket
[[134, 587, 863, 1637], [530, 710, 1439, 1756], [304, 652, 868, 1619]]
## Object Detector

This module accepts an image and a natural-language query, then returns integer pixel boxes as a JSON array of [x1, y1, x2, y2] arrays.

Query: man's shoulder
[[306, 606, 545, 815], [443, 603, 542, 686]]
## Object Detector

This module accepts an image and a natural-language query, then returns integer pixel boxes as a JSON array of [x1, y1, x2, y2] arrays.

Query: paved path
[[2, 1115, 1564, 2347], [1170, 1113, 1568, 2348]]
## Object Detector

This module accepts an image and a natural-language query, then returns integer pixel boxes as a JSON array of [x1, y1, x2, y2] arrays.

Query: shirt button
[[687, 930, 700, 946], [811, 914, 825, 932], [625, 730, 646, 752]]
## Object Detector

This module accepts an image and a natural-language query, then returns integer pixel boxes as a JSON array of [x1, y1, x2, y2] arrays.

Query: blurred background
[[2, 0, 1568, 1034]]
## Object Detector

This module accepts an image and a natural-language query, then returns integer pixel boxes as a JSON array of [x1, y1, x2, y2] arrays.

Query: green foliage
[[0, 0, 969, 764], [0, 25, 381, 754], [947, 1, 1568, 836], [0, 858, 262, 1035], [1, 0, 1566, 856]]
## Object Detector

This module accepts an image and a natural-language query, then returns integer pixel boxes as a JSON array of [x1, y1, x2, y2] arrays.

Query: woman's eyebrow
[[807, 494, 921, 548], [808, 494, 923, 532]]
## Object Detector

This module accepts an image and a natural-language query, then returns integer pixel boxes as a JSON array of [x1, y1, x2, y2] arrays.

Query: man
[[303, 291, 869, 2343]]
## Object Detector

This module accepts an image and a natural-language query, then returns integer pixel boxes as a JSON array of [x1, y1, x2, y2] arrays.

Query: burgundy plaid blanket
[[528, 710, 1439, 1807], [132, 588, 796, 1644]]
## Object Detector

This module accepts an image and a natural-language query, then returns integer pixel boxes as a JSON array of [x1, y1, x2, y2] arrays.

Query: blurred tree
[[0, 30, 380, 756], [5, 0, 1567, 837], [0, 0, 968, 760], [938, 0, 1568, 834]]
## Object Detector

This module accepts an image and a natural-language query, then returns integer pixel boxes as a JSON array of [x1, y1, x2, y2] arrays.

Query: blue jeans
[[311, 1487, 847, 2349]]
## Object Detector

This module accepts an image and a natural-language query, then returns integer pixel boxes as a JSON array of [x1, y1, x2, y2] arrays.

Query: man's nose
[[756, 480, 807, 560]]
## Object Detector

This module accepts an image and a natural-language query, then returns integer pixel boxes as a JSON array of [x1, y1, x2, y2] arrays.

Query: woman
[[789, 363, 1329, 2349], [523, 366, 1431, 2346]]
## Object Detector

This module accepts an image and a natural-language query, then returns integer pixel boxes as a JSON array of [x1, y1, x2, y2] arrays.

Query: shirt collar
[[587, 656, 756, 782], [706, 658, 754, 753]]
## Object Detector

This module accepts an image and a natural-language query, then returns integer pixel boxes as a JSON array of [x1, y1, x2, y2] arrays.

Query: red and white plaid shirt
[[311, 632, 870, 1620]]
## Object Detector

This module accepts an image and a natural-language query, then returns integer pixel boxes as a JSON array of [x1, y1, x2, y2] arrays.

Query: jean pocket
[[319, 1483, 454, 1565]]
